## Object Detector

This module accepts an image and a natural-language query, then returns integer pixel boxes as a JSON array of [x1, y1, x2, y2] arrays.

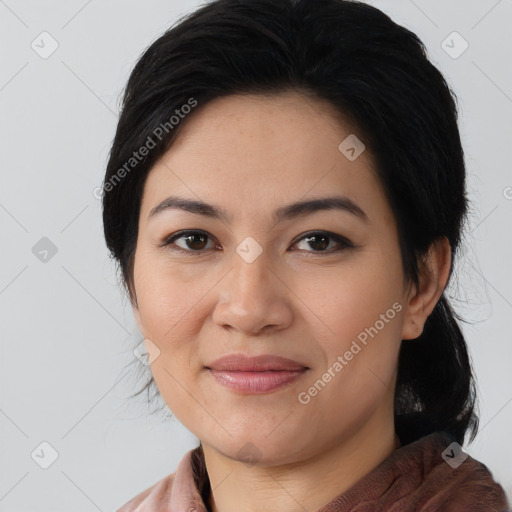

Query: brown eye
[[163, 230, 217, 252], [184, 233, 208, 250], [292, 231, 352, 253]]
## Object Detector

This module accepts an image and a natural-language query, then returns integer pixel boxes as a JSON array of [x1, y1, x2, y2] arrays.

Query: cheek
[[301, 252, 403, 348], [135, 264, 208, 417], [133, 258, 212, 410], [133, 253, 213, 339], [299, 274, 402, 426], [295, 251, 404, 408]]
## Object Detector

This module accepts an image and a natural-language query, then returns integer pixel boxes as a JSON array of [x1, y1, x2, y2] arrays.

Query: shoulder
[[433, 460, 510, 511], [115, 472, 176, 512], [418, 432, 510, 511], [114, 446, 204, 512]]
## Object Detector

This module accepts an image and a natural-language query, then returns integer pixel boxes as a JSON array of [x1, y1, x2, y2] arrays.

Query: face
[[132, 92, 417, 464]]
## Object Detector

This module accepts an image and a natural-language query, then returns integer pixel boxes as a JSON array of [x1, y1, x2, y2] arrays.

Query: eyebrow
[[148, 195, 369, 225]]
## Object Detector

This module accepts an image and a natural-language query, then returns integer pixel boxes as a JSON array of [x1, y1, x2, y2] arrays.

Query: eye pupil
[[186, 233, 207, 250], [306, 234, 329, 251]]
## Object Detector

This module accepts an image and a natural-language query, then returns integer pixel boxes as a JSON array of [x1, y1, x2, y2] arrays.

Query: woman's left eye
[[291, 231, 353, 253], [161, 230, 352, 254]]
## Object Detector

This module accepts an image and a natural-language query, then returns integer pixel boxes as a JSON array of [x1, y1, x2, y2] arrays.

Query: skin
[[128, 91, 451, 512]]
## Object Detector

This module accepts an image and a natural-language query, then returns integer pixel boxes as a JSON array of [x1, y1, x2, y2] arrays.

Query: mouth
[[205, 353, 309, 394]]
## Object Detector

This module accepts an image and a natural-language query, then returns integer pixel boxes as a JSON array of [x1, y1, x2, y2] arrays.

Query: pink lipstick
[[205, 353, 308, 394]]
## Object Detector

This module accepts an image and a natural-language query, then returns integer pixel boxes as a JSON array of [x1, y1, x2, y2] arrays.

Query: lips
[[205, 353, 308, 372], [205, 354, 309, 393]]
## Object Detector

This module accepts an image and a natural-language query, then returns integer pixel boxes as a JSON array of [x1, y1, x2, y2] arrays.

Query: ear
[[401, 236, 451, 340]]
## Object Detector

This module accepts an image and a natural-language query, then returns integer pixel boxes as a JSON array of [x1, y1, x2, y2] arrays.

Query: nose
[[212, 249, 293, 336]]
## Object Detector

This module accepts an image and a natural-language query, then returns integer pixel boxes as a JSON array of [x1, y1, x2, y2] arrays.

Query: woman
[[102, 0, 510, 510]]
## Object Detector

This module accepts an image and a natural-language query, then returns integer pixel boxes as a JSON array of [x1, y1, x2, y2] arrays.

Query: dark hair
[[102, 0, 478, 448]]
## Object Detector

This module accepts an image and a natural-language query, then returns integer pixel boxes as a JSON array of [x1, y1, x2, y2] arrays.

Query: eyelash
[[160, 229, 353, 255]]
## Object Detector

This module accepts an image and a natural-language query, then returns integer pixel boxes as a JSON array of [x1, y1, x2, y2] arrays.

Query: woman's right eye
[[162, 230, 218, 253]]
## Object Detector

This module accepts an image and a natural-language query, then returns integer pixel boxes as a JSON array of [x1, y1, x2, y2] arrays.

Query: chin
[[207, 435, 305, 467]]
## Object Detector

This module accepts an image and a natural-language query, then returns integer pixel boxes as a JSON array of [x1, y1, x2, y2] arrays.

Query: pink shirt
[[117, 431, 510, 511]]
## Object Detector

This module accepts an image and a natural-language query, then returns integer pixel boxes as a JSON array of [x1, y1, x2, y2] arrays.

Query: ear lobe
[[401, 237, 451, 340]]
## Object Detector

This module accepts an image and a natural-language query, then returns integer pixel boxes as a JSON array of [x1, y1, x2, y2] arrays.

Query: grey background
[[0, 0, 511, 510]]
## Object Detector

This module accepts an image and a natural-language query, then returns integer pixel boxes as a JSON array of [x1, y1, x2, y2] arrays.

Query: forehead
[[140, 92, 392, 228]]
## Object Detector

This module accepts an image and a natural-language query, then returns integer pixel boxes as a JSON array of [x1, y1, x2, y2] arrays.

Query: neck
[[202, 416, 401, 512]]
